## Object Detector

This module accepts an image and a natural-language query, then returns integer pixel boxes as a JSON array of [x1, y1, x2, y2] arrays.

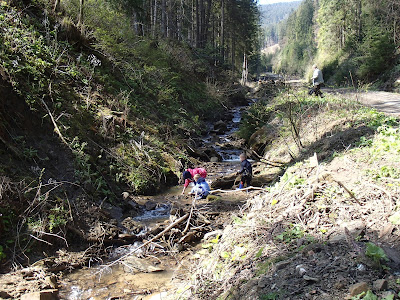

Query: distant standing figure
[[181, 167, 207, 195], [189, 174, 210, 200], [312, 64, 324, 98], [237, 153, 252, 189]]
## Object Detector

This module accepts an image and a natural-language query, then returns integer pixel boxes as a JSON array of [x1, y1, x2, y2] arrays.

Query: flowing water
[[59, 103, 250, 299]]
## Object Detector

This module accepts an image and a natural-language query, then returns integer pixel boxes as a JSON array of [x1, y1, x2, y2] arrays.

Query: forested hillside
[[259, 1, 301, 46], [271, 0, 400, 88], [0, 0, 259, 274]]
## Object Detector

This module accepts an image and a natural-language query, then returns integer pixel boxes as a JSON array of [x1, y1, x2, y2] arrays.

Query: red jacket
[[184, 167, 207, 188]]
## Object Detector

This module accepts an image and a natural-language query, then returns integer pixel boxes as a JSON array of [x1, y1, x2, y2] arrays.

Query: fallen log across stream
[[95, 200, 219, 274], [209, 186, 266, 193]]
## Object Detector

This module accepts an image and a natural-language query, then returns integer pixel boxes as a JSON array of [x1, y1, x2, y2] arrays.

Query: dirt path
[[285, 78, 400, 116], [337, 89, 400, 116]]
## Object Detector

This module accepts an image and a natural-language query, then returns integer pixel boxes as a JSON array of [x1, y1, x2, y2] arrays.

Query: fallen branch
[[40, 97, 72, 151], [182, 201, 195, 234], [96, 213, 189, 273], [334, 180, 362, 205], [209, 186, 266, 194]]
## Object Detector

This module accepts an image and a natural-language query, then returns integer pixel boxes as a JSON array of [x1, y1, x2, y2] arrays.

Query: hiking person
[[311, 64, 324, 98], [181, 167, 207, 195], [188, 174, 211, 200], [236, 153, 252, 189]]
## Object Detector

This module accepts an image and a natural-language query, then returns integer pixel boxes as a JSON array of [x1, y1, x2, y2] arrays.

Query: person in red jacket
[[181, 167, 207, 195]]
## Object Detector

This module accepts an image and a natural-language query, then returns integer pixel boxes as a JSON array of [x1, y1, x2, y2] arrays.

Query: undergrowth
[[180, 89, 400, 299]]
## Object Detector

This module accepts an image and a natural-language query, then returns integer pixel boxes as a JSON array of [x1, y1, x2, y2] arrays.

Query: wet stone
[[144, 200, 157, 210]]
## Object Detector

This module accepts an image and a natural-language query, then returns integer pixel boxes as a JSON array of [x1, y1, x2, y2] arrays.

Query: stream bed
[[58, 103, 250, 299]]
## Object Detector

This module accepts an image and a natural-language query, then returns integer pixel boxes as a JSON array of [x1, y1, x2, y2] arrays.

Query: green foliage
[[0, 245, 6, 260], [255, 247, 264, 258], [274, 0, 315, 74], [256, 256, 286, 276], [48, 205, 68, 232], [260, 292, 280, 300], [0, 4, 56, 107], [280, 171, 306, 188], [351, 290, 382, 300], [364, 111, 398, 129], [232, 215, 248, 225], [365, 242, 389, 268], [367, 166, 400, 180], [357, 136, 373, 148], [221, 244, 247, 261], [275, 224, 304, 243], [269, 0, 399, 83], [389, 212, 400, 225]]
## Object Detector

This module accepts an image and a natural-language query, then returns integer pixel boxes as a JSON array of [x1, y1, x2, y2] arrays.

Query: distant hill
[[260, 1, 302, 27]]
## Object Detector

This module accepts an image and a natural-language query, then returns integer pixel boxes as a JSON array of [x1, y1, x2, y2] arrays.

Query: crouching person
[[189, 174, 210, 200]]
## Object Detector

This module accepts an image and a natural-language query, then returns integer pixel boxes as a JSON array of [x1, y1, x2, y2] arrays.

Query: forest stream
[[58, 102, 254, 299]]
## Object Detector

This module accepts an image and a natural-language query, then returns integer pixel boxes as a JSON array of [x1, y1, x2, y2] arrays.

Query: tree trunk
[[220, 0, 225, 60], [161, 0, 167, 37], [199, 0, 205, 47], [191, 0, 195, 45], [53, 0, 60, 12], [241, 53, 248, 86], [231, 34, 235, 68], [196, 0, 200, 47], [177, 0, 183, 40], [78, 0, 84, 32], [153, 0, 157, 37], [132, 10, 139, 35], [203, 0, 212, 47]]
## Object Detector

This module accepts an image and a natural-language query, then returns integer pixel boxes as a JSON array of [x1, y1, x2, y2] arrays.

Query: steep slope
[[0, 0, 238, 269]]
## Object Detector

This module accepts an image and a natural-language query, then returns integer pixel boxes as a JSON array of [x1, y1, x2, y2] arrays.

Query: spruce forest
[[270, 0, 400, 87], [1, 0, 400, 299]]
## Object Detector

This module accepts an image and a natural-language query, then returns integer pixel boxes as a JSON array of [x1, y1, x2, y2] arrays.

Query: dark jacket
[[238, 159, 252, 177]]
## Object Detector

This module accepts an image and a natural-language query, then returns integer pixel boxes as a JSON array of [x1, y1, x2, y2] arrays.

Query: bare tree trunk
[[356, 0, 362, 40], [132, 10, 139, 35], [241, 53, 248, 86], [166, 0, 170, 37], [78, 0, 84, 33], [161, 0, 167, 37], [177, 0, 183, 40], [196, 0, 200, 47], [231, 34, 235, 68], [220, 0, 225, 60], [199, 0, 205, 47], [53, 0, 60, 12], [191, 0, 195, 45], [203, 0, 212, 47], [152, 0, 157, 37]]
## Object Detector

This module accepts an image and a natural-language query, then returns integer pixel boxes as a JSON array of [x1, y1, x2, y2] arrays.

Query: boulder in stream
[[213, 120, 228, 134], [122, 256, 164, 273], [187, 146, 222, 162]]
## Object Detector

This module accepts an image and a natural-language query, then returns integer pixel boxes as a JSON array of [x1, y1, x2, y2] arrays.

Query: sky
[[258, 0, 301, 5]]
